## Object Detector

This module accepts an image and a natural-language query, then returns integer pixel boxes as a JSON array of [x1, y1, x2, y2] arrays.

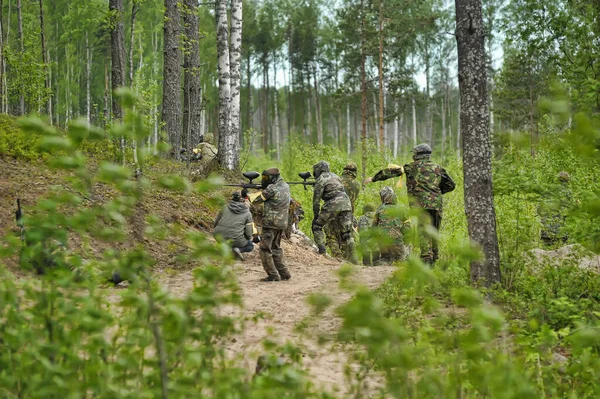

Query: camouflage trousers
[[313, 210, 357, 263], [379, 242, 410, 263], [325, 216, 358, 258], [260, 228, 291, 280], [420, 209, 441, 264]]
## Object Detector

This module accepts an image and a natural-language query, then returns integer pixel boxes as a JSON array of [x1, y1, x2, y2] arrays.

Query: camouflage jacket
[[358, 211, 375, 231], [341, 170, 361, 214], [374, 204, 406, 240], [313, 172, 352, 217], [372, 161, 451, 212], [253, 176, 290, 230], [538, 183, 573, 239]]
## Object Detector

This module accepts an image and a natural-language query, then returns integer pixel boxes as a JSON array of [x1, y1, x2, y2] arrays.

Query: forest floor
[[0, 156, 396, 394]]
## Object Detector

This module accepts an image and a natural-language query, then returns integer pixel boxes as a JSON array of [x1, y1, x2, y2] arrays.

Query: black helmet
[[412, 143, 432, 160], [261, 167, 280, 189]]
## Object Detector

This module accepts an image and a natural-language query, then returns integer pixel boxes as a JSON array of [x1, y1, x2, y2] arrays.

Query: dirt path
[[159, 238, 395, 394]]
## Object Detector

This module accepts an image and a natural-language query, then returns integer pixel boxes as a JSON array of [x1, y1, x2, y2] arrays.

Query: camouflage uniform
[[325, 162, 361, 257], [538, 172, 572, 246], [253, 168, 291, 281], [374, 187, 410, 263], [370, 143, 455, 264], [312, 160, 357, 263], [357, 204, 377, 265]]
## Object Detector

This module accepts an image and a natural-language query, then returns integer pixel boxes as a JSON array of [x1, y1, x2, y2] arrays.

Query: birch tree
[[229, 0, 243, 158], [216, 0, 237, 169], [162, 0, 182, 159], [455, 0, 501, 286], [109, 0, 126, 122]]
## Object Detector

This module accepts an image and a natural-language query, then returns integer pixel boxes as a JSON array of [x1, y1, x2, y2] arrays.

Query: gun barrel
[[288, 181, 316, 185]]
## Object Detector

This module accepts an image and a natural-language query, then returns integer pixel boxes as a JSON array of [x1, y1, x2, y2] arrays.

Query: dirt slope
[[160, 239, 395, 394]]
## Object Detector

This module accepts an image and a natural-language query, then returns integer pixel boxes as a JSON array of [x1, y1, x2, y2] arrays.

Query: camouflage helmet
[[204, 132, 214, 144], [344, 162, 358, 172], [380, 186, 397, 205], [558, 171, 570, 182], [412, 143, 432, 158], [363, 203, 375, 213], [313, 160, 330, 179], [261, 167, 280, 188]]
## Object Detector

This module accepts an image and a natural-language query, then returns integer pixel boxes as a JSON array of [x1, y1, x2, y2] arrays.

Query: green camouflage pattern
[[372, 160, 450, 212], [312, 171, 352, 217], [374, 187, 410, 262], [253, 176, 290, 230], [341, 169, 361, 214], [538, 180, 573, 243], [358, 210, 375, 231]]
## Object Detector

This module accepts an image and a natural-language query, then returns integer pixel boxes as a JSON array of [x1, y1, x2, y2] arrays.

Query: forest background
[[0, 0, 600, 397]]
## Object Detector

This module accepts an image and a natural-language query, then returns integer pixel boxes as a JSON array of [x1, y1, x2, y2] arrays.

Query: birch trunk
[[425, 39, 432, 144], [313, 63, 323, 145], [162, 0, 182, 159], [393, 99, 399, 158], [216, 0, 236, 169], [306, 68, 313, 140], [273, 84, 281, 161], [360, 0, 367, 186], [17, 0, 24, 115], [39, 0, 51, 121], [104, 62, 110, 124], [346, 101, 351, 155], [86, 32, 91, 123], [229, 0, 242, 159], [183, 0, 202, 148], [411, 95, 417, 147], [441, 94, 446, 159], [110, 0, 126, 120], [128, 1, 138, 86], [378, 0, 385, 152], [373, 92, 379, 149], [455, 0, 501, 286], [246, 52, 252, 131], [457, 99, 461, 157]]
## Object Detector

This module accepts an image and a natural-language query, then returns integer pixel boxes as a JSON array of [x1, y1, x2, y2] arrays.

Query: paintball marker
[[224, 171, 262, 190], [288, 172, 316, 190]]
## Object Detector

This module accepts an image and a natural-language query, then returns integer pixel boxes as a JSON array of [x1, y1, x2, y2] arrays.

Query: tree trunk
[[372, 92, 379, 149], [110, 0, 126, 121], [313, 63, 323, 145], [17, 0, 24, 115], [441, 93, 446, 159], [273, 77, 281, 161], [0, 0, 5, 114], [306, 67, 314, 141], [393, 99, 399, 158], [411, 94, 417, 147], [86, 32, 91, 123], [425, 38, 432, 145], [39, 0, 51, 121], [346, 101, 351, 155], [457, 98, 461, 157], [229, 0, 242, 159], [246, 52, 252, 132], [128, 0, 139, 86], [360, 0, 367, 186], [378, 0, 385, 152], [216, 0, 236, 169], [183, 0, 202, 149], [455, 0, 501, 286], [104, 62, 110, 124], [162, 0, 182, 159]]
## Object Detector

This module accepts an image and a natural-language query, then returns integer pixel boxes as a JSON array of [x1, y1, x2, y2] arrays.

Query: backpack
[[440, 171, 456, 194]]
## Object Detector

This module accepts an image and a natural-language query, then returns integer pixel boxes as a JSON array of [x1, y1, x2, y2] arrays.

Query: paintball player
[[373, 187, 410, 263], [214, 192, 255, 261], [538, 171, 572, 246], [357, 203, 377, 265], [365, 143, 455, 265], [312, 160, 358, 263], [252, 168, 292, 282], [341, 162, 361, 214], [358, 203, 376, 232]]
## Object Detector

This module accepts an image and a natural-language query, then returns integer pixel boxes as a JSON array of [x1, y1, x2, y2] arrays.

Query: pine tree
[[162, 0, 182, 159]]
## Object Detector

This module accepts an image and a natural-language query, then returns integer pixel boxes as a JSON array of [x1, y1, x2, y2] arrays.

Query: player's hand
[[364, 177, 373, 185]]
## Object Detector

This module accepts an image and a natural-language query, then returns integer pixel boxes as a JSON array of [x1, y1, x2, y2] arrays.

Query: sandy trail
[[159, 238, 396, 394]]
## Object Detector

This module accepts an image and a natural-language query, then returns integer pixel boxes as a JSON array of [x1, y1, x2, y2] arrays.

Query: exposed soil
[[158, 238, 395, 394]]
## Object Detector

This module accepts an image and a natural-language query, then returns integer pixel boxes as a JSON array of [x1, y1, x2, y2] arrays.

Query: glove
[[252, 235, 261, 244]]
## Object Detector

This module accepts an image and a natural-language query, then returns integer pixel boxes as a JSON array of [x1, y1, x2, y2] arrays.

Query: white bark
[[383, 90, 388, 149], [273, 65, 281, 161], [373, 92, 379, 149], [393, 99, 399, 158], [411, 95, 417, 147], [346, 101, 351, 155], [86, 32, 91, 124], [216, 0, 236, 169], [229, 0, 242, 153], [441, 95, 446, 158]]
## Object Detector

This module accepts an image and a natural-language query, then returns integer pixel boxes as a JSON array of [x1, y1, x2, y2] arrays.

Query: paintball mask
[[312, 160, 330, 179], [261, 167, 280, 189]]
